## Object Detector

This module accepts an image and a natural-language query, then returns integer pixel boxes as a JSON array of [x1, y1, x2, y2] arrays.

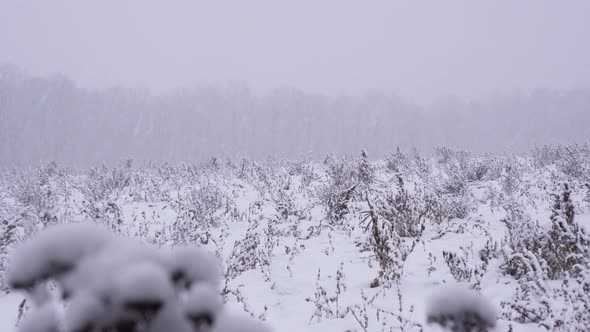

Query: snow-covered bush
[[584, 182, 590, 207], [317, 157, 360, 225], [499, 202, 546, 280], [223, 218, 271, 282], [500, 182, 590, 330], [411, 148, 432, 181], [557, 144, 588, 179], [76, 164, 138, 233], [325, 155, 360, 189], [532, 144, 589, 179], [435, 146, 458, 165], [362, 191, 418, 287], [287, 159, 318, 188], [532, 145, 561, 168], [9, 222, 270, 332], [436, 147, 492, 184], [432, 155, 480, 221], [128, 166, 171, 203], [443, 250, 474, 283], [545, 183, 590, 278], [323, 184, 357, 226], [0, 220, 20, 294], [78, 164, 133, 203], [170, 181, 233, 245], [385, 147, 408, 174], [8, 165, 65, 226], [437, 148, 489, 185], [500, 162, 523, 197], [373, 176, 428, 238], [465, 159, 489, 183], [357, 149, 374, 186], [248, 159, 287, 199], [306, 264, 347, 322], [439, 193, 473, 221], [0, 164, 73, 292]]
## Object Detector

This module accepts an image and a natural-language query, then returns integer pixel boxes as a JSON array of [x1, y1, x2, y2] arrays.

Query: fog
[[0, 1, 589, 165]]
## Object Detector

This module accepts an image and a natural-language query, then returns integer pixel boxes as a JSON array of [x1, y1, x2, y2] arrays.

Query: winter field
[[1, 145, 589, 331]]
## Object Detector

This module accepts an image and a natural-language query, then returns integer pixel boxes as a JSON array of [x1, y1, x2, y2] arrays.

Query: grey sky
[[1, 0, 588, 102]]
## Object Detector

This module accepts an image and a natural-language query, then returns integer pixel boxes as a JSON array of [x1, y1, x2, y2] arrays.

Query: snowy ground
[[1, 147, 589, 331]]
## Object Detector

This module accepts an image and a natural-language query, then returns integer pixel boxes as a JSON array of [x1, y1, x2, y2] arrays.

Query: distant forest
[[1, 66, 589, 166]]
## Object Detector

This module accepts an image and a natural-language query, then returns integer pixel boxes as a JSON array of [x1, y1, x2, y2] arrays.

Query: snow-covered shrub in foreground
[[9, 222, 271, 332], [426, 285, 497, 332]]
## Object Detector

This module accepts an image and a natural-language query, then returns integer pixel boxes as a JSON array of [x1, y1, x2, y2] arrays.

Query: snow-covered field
[[1, 146, 589, 331]]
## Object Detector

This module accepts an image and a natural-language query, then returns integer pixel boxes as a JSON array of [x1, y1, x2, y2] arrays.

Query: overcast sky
[[1, 0, 589, 103]]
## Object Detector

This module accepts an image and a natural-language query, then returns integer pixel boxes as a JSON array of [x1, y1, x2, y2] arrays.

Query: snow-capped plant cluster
[[8, 222, 270, 332], [0, 144, 589, 331], [426, 285, 497, 332]]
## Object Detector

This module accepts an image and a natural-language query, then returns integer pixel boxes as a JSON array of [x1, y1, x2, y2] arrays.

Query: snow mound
[[166, 245, 221, 289], [63, 292, 106, 332], [184, 283, 223, 327], [111, 261, 174, 312], [8, 222, 272, 332], [212, 312, 272, 332], [426, 285, 497, 331], [9, 222, 113, 289], [148, 302, 193, 332], [18, 302, 58, 332], [61, 238, 164, 299]]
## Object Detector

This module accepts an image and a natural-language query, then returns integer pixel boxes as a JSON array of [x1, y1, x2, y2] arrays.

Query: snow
[[8, 223, 113, 289], [63, 292, 106, 332], [60, 238, 164, 299], [111, 261, 174, 310], [425, 284, 497, 329], [3, 221, 231, 331], [184, 283, 223, 321], [0, 294, 24, 332], [212, 312, 272, 332], [17, 302, 57, 332], [166, 246, 221, 288], [148, 302, 193, 332], [1, 151, 589, 331]]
